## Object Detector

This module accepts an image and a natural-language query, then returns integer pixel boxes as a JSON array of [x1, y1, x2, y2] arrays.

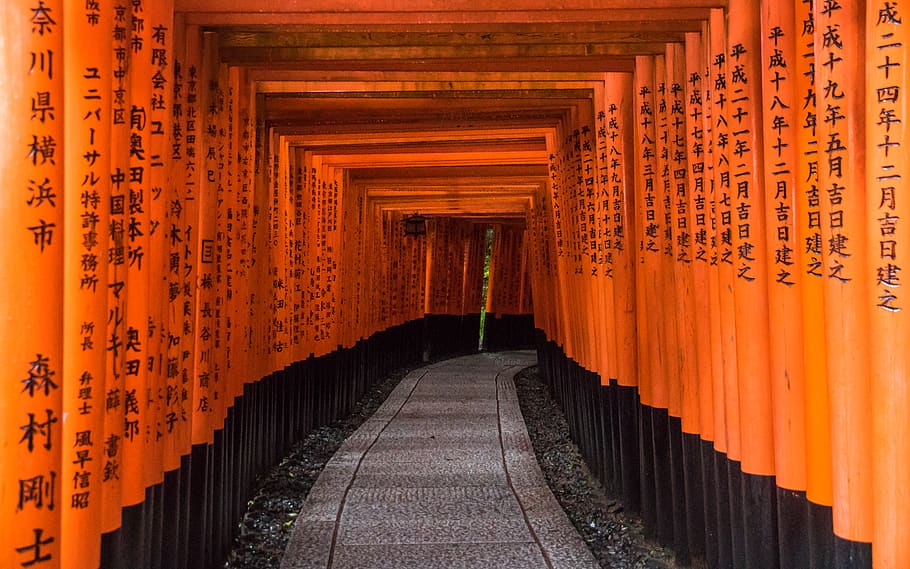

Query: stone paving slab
[[330, 543, 549, 569], [281, 351, 597, 569]]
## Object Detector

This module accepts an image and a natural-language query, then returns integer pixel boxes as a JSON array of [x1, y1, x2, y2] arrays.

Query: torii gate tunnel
[[0, 0, 907, 568]]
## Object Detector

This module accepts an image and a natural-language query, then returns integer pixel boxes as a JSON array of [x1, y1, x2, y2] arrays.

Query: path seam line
[[324, 368, 429, 568], [495, 363, 555, 569]]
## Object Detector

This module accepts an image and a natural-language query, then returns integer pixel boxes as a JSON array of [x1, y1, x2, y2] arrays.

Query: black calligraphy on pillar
[[640, 82, 659, 256], [80, 66, 105, 293], [657, 79, 674, 258], [728, 42, 757, 282], [817, 0, 851, 283], [549, 149, 564, 257], [25, 0, 59, 257], [766, 24, 797, 287], [799, 1, 822, 279], [872, 1, 904, 311], [688, 70, 709, 264], [608, 104, 626, 259], [582, 124, 598, 273], [671, 79, 691, 264], [714, 48, 733, 267], [15, 528, 55, 568]]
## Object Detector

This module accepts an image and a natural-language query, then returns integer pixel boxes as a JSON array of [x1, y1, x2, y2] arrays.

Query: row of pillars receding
[[2, 1, 910, 568], [0, 2, 536, 568]]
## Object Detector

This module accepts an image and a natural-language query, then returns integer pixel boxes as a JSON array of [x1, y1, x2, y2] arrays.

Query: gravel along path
[[513, 365, 679, 569], [225, 359, 678, 569]]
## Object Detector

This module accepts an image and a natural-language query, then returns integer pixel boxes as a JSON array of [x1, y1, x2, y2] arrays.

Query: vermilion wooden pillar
[[633, 55, 658, 415], [544, 128, 571, 358], [234, 68, 255, 398], [0, 2, 65, 567], [684, 27, 719, 565], [62, 2, 113, 567], [727, 0, 777, 487], [759, 0, 810, 566], [568, 101, 601, 379], [592, 81, 618, 383], [866, 2, 910, 567], [666, 41, 699, 563], [652, 53, 674, 420], [164, 15, 191, 474], [121, 0, 152, 528], [633, 54, 661, 540], [813, 1, 874, 563], [667, 40, 699, 441], [101, 0, 133, 547], [141, 0, 175, 498], [577, 102, 603, 377], [708, 8, 742, 567], [683, 31, 714, 446], [793, 1, 834, 565], [191, 31, 219, 449], [604, 72, 641, 515], [175, 21, 202, 460], [605, 73, 638, 391]]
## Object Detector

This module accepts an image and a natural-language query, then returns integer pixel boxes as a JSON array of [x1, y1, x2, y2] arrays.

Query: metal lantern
[[403, 213, 427, 236]]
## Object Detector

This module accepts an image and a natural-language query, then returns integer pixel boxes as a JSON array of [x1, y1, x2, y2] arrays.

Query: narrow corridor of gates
[[1, 1, 909, 569], [279, 352, 596, 569]]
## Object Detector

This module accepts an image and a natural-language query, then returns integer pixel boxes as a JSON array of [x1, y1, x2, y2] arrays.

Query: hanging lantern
[[404, 213, 427, 236]]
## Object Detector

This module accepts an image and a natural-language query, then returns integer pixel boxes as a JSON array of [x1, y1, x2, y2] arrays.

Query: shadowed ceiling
[[176, 0, 725, 225]]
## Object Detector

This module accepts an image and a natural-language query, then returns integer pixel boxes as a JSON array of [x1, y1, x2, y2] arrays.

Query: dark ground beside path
[[224, 359, 678, 569], [513, 366, 678, 569]]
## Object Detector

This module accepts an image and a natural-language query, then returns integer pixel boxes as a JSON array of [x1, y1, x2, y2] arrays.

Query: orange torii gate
[[2, 2, 910, 569]]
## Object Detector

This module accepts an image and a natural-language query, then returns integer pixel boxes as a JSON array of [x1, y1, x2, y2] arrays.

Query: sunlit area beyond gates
[[0, 1, 907, 568]]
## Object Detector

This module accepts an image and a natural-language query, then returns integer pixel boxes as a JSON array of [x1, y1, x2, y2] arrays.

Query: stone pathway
[[280, 351, 598, 569]]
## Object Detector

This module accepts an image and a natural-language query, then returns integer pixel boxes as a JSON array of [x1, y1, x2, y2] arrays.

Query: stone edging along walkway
[[280, 351, 598, 569]]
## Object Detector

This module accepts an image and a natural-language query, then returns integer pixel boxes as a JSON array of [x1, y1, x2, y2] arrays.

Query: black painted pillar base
[[682, 433, 706, 562], [742, 472, 779, 569], [808, 501, 836, 569], [534, 335, 878, 569], [100, 526, 125, 569], [835, 536, 872, 569], [617, 385, 640, 515], [777, 488, 810, 569], [639, 404, 657, 540], [700, 439, 719, 568]]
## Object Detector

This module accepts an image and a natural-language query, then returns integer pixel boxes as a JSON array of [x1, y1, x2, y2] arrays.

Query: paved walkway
[[281, 351, 598, 569]]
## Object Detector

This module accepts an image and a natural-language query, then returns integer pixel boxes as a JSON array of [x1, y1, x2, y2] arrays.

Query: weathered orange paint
[[61, 2, 112, 566], [591, 81, 618, 384], [101, 0, 134, 534], [633, 54, 658, 409], [709, 7, 739, 460], [165, 16, 195, 469], [794, 0, 833, 511], [0, 2, 65, 567], [814, 0, 873, 544], [667, 41, 700, 434], [606, 73, 639, 389], [727, 0, 776, 478], [190, 31, 220, 446], [144, 0, 175, 490], [759, 0, 807, 493], [6, 1, 910, 565], [684, 30, 715, 442], [867, 1, 910, 565], [120, 0, 153, 507], [653, 53, 677, 415]]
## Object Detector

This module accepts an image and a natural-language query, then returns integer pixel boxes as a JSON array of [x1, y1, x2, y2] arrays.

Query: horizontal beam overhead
[[189, 5, 699, 222], [218, 30, 689, 48], [180, 6, 717, 26], [201, 19, 705, 33], [220, 41, 673, 64]]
